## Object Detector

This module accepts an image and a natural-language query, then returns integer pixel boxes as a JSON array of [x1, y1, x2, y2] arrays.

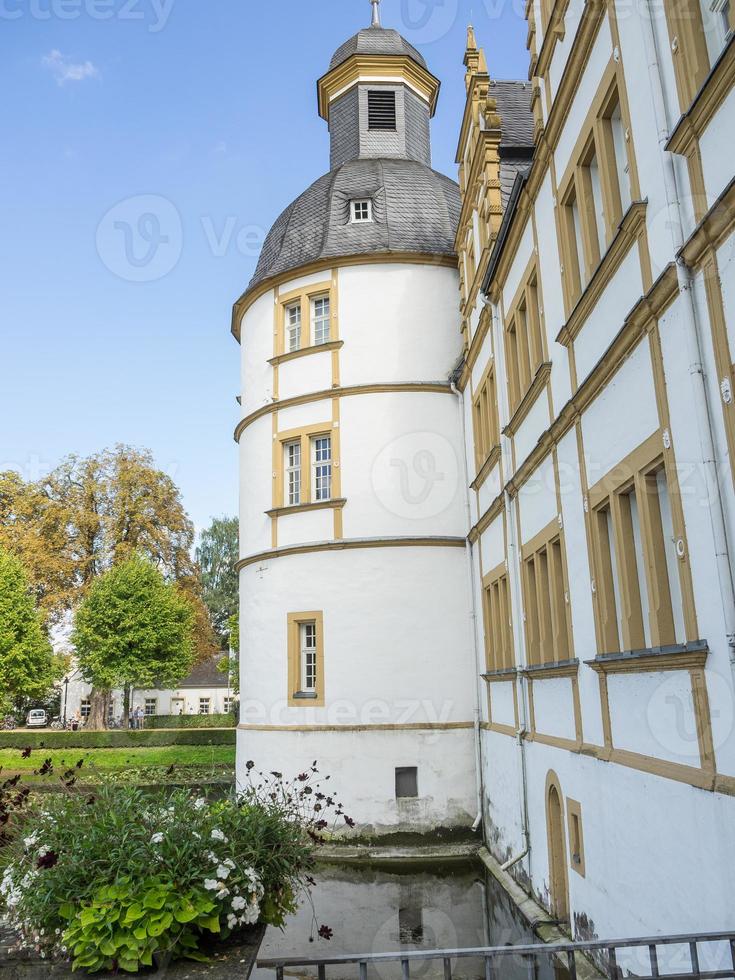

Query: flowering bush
[[0, 758, 347, 972]]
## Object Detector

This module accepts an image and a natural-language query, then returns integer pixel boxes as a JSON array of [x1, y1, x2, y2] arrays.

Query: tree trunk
[[86, 688, 109, 730], [123, 683, 131, 725]]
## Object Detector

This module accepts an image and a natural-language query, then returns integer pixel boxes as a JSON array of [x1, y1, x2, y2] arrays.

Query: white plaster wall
[[237, 727, 476, 834], [501, 221, 534, 314], [513, 390, 550, 468], [573, 245, 643, 385], [535, 172, 572, 409], [480, 514, 505, 576], [480, 728, 524, 863], [277, 507, 334, 548], [278, 350, 332, 401], [238, 546, 474, 728], [240, 290, 275, 416], [490, 683, 515, 727], [338, 264, 461, 387], [554, 15, 612, 177], [699, 85, 735, 210], [532, 678, 577, 742], [477, 461, 502, 517], [520, 742, 735, 938], [718, 232, 735, 355], [238, 414, 274, 560], [277, 399, 332, 432], [339, 390, 465, 540], [470, 337, 494, 395], [580, 339, 658, 485], [517, 453, 557, 544], [547, 0, 588, 101], [607, 670, 700, 768]]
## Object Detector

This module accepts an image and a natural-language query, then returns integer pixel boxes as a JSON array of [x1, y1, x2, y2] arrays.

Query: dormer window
[[351, 199, 373, 223]]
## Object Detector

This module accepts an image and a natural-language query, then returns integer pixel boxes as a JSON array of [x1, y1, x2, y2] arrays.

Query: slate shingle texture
[[248, 157, 460, 293], [329, 26, 428, 71]]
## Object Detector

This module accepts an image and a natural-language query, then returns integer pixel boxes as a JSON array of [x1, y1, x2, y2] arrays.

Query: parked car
[[26, 709, 48, 728]]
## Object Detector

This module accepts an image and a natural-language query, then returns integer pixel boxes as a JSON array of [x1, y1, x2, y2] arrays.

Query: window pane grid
[[312, 436, 332, 502], [286, 441, 302, 506], [301, 622, 317, 692], [312, 296, 330, 345], [286, 303, 302, 352]]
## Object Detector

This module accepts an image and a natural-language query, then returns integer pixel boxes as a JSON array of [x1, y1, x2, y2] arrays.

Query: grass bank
[[0, 744, 235, 773]]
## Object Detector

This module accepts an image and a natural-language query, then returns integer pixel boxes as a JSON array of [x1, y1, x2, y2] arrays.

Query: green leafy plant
[[60, 879, 218, 973], [0, 761, 348, 971]]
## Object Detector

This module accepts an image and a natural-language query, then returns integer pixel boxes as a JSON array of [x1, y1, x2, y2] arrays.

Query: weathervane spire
[[370, 0, 381, 27]]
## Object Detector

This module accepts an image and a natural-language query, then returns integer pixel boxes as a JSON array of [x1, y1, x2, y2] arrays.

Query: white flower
[[193, 797, 207, 811], [23, 833, 38, 849], [211, 829, 227, 842], [204, 879, 219, 891], [223, 858, 235, 869], [207, 851, 219, 863], [227, 913, 238, 930], [231, 896, 247, 911], [217, 865, 231, 880], [150, 833, 164, 845], [216, 887, 230, 901], [37, 846, 49, 859]]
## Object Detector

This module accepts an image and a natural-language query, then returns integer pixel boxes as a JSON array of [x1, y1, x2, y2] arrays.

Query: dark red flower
[[37, 850, 58, 870], [75, 759, 84, 769], [344, 815, 355, 828], [318, 925, 333, 941], [21, 748, 32, 759]]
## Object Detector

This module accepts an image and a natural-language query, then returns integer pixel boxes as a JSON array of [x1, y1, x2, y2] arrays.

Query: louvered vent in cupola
[[368, 90, 397, 130]]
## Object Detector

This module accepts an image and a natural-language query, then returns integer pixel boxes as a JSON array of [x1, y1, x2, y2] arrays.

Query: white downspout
[[640, 4, 735, 662], [451, 379, 485, 833], [482, 298, 531, 876]]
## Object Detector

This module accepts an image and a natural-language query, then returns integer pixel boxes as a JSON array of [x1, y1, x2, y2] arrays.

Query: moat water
[[253, 860, 567, 980]]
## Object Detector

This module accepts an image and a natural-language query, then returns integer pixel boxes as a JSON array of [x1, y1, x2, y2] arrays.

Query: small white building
[[63, 656, 235, 723]]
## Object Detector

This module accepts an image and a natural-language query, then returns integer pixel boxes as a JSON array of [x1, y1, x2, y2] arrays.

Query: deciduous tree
[[72, 556, 196, 730], [195, 517, 238, 649], [0, 547, 62, 715]]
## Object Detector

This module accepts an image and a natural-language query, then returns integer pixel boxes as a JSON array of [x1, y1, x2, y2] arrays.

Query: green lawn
[[0, 744, 235, 773]]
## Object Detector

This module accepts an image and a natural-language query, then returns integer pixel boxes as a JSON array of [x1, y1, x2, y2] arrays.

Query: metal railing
[[258, 931, 735, 980]]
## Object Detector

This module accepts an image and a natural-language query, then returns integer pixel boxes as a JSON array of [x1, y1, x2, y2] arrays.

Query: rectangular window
[[483, 570, 514, 671], [473, 370, 499, 467], [522, 527, 571, 665], [312, 296, 330, 345], [224, 696, 236, 713], [395, 766, 418, 798], [608, 100, 632, 216], [664, 1, 733, 114], [300, 622, 318, 693], [144, 698, 157, 717], [591, 443, 686, 653], [80, 698, 91, 720], [285, 440, 302, 506], [198, 697, 211, 715], [312, 435, 332, 502], [351, 199, 372, 223], [287, 611, 325, 706], [286, 302, 302, 352], [368, 89, 397, 130], [505, 268, 546, 415]]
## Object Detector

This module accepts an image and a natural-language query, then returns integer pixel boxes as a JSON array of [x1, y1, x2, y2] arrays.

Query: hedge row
[[0, 728, 236, 750], [146, 714, 236, 730]]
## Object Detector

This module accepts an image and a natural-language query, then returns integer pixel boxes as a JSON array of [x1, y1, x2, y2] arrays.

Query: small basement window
[[351, 199, 372, 223], [368, 89, 397, 130], [395, 766, 418, 799]]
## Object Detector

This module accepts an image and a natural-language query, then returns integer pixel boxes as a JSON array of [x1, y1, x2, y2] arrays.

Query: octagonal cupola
[[317, 0, 441, 169]]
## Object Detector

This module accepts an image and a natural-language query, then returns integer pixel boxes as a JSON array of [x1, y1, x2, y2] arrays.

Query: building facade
[[235, 0, 735, 938], [64, 657, 234, 722]]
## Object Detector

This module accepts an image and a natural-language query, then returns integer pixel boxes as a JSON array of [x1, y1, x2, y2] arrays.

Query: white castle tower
[[232, 3, 478, 833]]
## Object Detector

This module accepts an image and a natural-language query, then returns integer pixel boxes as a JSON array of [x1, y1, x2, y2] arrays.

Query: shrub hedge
[[0, 728, 236, 750], [146, 713, 236, 730]]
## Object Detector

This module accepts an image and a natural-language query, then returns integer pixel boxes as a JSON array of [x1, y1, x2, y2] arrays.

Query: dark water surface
[[253, 861, 567, 980]]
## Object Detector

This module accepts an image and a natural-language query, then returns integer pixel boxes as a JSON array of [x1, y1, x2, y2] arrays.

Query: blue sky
[[0, 0, 529, 536]]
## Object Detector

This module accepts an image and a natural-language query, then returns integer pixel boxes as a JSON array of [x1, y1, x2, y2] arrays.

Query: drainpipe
[[482, 297, 532, 877], [640, 3, 735, 665], [501, 480, 531, 874], [451, 378, 485, 833]]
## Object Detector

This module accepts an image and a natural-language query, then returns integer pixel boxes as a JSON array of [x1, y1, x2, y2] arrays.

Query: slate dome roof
[[329, 25, 427, 71], [248, 157, 460, 293]]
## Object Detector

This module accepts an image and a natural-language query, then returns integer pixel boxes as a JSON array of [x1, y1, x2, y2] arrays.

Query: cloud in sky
[[42, 50, 100, 86]]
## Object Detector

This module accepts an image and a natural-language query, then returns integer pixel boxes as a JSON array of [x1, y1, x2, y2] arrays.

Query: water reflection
[[253, 861, 567, 980]]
